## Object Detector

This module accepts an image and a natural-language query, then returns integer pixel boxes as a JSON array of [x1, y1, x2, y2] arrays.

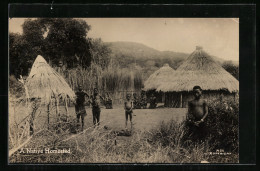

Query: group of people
[[74, 85, 209, 142], [74, 85, 103, 131], [133, 91, 157, 109]]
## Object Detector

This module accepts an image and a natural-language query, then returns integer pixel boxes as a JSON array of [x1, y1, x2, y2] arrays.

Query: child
[[90, 88, 104, 127], [124, 93, 133, 130], [75, 85, 89, 131], [186, 85, 208, 141]]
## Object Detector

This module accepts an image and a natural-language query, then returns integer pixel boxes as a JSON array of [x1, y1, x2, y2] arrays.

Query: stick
[[64, 98, 69, 121]]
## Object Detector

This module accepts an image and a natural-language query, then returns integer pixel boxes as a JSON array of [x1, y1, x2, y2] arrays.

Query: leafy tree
[[89, 38, 112, 70], [9, 18, 92, 76], [222, 61, 239, 80], [39, 18, 92, 68], [9, 33, 37, 77]]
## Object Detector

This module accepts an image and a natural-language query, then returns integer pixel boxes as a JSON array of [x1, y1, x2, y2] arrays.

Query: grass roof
[[156, 47, 239, 93], [143, 63, 175, 91], [25, 55, 75, 103]]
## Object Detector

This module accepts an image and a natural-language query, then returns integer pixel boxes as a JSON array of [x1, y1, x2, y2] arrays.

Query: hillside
[[105, 41, 238, 80], [105, 41, 189, 69]]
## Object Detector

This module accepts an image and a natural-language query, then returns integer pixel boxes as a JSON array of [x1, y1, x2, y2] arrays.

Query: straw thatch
[[26, 55, 75, 103], [143, 63, 175, 91], [156, 46, 239, 93]]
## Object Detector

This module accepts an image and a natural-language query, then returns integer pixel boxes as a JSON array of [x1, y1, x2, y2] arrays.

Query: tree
[[89, 38, 112, 70], [222, 61, 239, 80], [9, 33, 37, 77], [39, 18, 92, 68], [9, 18, 92, 77]]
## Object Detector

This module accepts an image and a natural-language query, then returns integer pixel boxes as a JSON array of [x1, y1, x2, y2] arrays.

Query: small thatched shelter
[[26, 55, 75, 126], [143, 63, 175, 103], [157, 46, 239, 107], [26, 55, 75, 103]]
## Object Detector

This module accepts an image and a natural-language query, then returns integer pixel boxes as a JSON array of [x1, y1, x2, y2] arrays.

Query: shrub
[[9, 75, 25, 99], [206, 97, 239, 152], [149, 120, 185, 148]]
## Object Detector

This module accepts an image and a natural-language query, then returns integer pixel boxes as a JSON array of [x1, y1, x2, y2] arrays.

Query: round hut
[[143, 63, 175, 105], [157, 46, 239, 108], [25, 55, 75, 126]]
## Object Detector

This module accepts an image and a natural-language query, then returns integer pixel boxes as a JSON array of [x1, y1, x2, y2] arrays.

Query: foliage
[[149, 120, 185, 148], [222, 61, 239, 80], [9, 33, 37, 77], [89, 38, 112, 70], [9, 75, 25, 99], [62, 63, 143, 94], [9, 18, 92, 77], [206, 97, 239, 152]]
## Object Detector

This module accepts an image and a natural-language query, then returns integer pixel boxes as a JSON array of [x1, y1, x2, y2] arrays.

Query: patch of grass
[[9, 97, 238, 163]]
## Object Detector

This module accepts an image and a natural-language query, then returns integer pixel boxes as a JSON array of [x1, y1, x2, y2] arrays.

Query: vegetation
[[9, 96, 238, 163], [9, 18, 239, 163], [10, 18, 92, 77], [222, 61, 239, 80]]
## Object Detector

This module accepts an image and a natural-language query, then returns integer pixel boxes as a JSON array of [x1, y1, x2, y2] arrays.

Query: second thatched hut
[[157, 46, 239, 108], [143, 63, 175, 104]]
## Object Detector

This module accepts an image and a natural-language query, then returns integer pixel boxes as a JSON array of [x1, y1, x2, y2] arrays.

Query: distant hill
[[104, 41, 238, 79], [105, 41, 162, 59], [105, 41, 189, 69]]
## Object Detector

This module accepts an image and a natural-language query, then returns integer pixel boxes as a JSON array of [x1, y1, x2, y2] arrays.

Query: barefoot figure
[[186, 85, 208, 141], [75, 85, 89, 131], [89, 88, 104, 127], [124, 93, 133, 130]]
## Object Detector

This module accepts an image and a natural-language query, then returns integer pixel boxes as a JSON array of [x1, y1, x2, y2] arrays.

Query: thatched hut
[[156, 46, 239, 108], [143, 63, 175, 104], [26, 55, 75, 102], [26, 55, 75, 126]]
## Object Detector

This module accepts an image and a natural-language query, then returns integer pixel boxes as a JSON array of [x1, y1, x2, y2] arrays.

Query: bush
[[206, 97, 239, 152], [9, 75, 25, 99], [149, 120, 185, 148]]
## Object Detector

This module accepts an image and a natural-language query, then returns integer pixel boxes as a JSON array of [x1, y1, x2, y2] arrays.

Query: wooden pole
[[55, 97, 60, 120], [65, 97, 69, 121], [180, 93, 183, 108], [47, 103, 50, 130]]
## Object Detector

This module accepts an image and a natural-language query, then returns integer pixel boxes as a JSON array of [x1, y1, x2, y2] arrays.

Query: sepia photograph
[[8, 18, 239, 163]]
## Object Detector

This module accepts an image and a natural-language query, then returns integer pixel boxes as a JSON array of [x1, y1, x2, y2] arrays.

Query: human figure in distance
[[124, 93, 133, 131], [89, 88, 104, 127], [75, 85, 89, 131], [149, 93, 157, 109]]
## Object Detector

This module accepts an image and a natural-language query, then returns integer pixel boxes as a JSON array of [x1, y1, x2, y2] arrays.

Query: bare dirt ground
[[9, 102, 187, 133], [69, 103, 187, 132]]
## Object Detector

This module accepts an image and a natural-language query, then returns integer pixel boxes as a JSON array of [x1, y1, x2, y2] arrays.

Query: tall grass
[[9, 101, 239, 163], [60, 63, 144, 104]]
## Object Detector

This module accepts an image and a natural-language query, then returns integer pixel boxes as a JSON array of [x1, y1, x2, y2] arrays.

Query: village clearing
[[9, 102, 191, 163]]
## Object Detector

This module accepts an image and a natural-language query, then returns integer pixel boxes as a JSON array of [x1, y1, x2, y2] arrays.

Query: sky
[[9, 18, 239, 61]]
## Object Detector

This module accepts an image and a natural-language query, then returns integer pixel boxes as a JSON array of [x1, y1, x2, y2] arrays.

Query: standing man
[[75, 85, 89, 131], [186, 85, 208, 141], [90, 88, 104, 127]]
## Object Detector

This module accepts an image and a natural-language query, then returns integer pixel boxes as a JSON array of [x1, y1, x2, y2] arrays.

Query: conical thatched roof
[[143, 63, 175, 91], [156, 46, 239, 93], [26, 55, 75, 103]]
